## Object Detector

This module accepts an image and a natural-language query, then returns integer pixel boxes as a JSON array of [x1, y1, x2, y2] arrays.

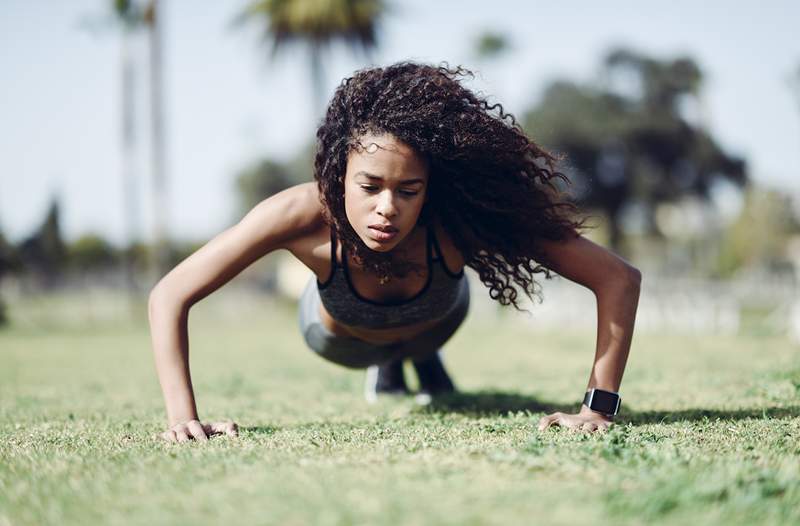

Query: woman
[[149, 63, 641, 443]]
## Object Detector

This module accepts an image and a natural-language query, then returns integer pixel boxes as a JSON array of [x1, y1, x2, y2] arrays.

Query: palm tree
[[110, 0, 170, 290], [142, 0, 170, 282], [112, 0, 143, 295], [239, 0, 386, 118]]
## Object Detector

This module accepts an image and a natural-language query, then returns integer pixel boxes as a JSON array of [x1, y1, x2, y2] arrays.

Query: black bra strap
[[429, 223, 462, 278], [330, 228, 338, 270], [317, 228, 338, 289]]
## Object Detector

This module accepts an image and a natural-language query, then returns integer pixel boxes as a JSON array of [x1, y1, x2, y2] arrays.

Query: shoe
[[412, 351, 456, 405], [364, 359, 409, 403]]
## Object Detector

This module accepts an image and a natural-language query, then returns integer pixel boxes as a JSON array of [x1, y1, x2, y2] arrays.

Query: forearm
[[585, 268, 641, 393], [148, 290, 199, 427]]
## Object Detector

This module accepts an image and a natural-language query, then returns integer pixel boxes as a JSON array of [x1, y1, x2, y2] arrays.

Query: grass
[[1, 288, 799, 525]]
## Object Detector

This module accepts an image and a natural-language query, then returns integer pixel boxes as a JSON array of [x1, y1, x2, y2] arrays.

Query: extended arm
[[535, 235, 642, 431], [148, 183, 322, 442]]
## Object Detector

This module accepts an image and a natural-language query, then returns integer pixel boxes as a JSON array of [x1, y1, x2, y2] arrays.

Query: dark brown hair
[[314, 62, 583, 310]]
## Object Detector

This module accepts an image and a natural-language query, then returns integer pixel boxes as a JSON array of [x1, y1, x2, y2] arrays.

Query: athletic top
[[317, 224, 465, 329]]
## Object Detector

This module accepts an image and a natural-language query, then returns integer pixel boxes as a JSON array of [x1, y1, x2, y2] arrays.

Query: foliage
[[235, 143, 314, 214], [238, 0, 387, 115], [17, 198, 67, 286], [1, 292, 798, 525], [474, 31, 510, 60], [239, 0, 385, 55], [524, 48, 747, 252], [67, 234, 119, 271], [716, 187, 800, 277], [0, 229, 20, 278], [235, 159, 303, 214]]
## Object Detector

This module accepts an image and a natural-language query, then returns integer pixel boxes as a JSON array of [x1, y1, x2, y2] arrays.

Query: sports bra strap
[[329, 227, 338, 270], [429, 224, 463, 278]]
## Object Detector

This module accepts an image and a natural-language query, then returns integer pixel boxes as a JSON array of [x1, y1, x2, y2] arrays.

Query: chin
[[364, 239, 395, 252]]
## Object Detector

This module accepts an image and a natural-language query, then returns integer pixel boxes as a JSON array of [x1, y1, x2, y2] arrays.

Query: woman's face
[[343, 132, 429, 253]]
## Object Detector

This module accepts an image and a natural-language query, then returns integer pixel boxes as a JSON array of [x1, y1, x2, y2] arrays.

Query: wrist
[[580, 403, 614, 421], [582, 388, 621, 418]]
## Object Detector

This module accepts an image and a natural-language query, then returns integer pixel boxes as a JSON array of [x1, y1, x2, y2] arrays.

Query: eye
[[360, 185, 379, 193], [399, 189, 419, 197]]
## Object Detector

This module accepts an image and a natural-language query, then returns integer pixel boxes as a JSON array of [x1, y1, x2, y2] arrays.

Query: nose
[[375, 190, 398, 218]]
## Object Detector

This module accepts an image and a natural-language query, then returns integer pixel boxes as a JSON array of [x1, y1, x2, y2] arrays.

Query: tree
[[473, 31, 510, 61], [238, 0, 386, 118], [142, 0, 171, 281], [111, 0, 144, 293], [67, 234, 119, 272], [109, 0, 170, 285], [524, 48, 747, 253], [0, 228, 17, 327], [18, 198, 68, 288], [234, 141, 314, 214]]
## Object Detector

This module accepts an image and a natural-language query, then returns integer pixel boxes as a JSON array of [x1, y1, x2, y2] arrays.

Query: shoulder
[[240, 182, 325, 243], [431, 216, 466, 271]]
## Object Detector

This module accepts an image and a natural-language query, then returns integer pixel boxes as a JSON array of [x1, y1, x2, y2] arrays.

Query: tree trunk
[[309, 43, 325, 122], [148, 0, 169, 283], [120, 26, 140, 300]]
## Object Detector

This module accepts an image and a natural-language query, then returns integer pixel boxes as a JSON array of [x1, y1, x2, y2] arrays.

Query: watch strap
[[583, 388, 621, 416]]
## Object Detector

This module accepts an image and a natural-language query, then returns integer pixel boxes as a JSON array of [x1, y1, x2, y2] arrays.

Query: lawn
[[1, 288, 799, 525]]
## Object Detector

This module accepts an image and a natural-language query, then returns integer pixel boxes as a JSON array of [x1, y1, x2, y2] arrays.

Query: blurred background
[[1, 0, 799, 341]]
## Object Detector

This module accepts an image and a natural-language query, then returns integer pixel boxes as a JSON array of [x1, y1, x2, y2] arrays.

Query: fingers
[[595, 420, 612, 432], [538, 412, 612, 433], [205, 420, 239, 438], [158, 418, 234, 444], [538, 412, 562, 431], [186, 420, 209, 442]]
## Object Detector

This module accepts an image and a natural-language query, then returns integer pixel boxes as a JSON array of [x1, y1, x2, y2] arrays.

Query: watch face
[[590, 390, 619, 414]]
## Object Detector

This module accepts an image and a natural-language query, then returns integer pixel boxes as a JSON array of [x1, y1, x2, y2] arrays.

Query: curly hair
[[314, 62, 584, 311]]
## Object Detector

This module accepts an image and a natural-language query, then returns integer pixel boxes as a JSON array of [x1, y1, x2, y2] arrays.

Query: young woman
[[149, 63, 641, 443]]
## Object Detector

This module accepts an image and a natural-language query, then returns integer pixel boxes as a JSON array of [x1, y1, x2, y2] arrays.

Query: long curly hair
[[314, 62, 584, 311]]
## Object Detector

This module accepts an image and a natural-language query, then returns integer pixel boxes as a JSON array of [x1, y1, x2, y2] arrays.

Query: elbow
[[617, 263, 642, 302], [148, 279, 186, 322], [595, 261, 641, 298], [624, 264, 642, 291]]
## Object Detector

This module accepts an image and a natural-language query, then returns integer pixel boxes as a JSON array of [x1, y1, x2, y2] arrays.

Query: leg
[[391, 277, 470, 400]]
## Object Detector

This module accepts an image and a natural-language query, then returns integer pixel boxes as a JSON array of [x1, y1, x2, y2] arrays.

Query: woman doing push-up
[[148, 62, 642, 443]]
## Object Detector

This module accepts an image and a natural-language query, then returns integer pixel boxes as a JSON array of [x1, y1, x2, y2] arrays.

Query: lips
[[368, 225, 399, 243], [369, 224, 398, 233]]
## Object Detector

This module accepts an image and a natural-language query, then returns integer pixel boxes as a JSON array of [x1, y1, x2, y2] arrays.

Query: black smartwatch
[[582, 388, 621, 417]]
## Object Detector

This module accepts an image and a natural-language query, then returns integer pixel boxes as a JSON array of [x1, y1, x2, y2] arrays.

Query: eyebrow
[[354, 171, 426, 185]]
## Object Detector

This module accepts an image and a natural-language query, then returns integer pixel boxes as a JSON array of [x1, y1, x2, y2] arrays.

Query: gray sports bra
[[317, 225, 465, 329]]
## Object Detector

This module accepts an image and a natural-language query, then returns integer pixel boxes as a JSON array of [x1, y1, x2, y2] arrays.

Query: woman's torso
[[285, 185, 466, 344]]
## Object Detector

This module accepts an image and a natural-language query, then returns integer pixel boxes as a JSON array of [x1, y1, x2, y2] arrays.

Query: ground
[[1, 289, 798, 525]]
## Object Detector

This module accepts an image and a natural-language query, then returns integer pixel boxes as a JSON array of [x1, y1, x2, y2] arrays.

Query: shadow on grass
[[621, 405, 800, 425], [416, 390, 576, 417], [417, 390, 800, 425]]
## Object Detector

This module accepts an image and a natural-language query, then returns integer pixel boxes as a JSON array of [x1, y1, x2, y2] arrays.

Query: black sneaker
[[364, 359, 409, 403], [412, 352, 456, 405]]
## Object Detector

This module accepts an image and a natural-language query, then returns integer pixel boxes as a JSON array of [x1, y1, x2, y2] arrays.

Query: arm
[[534, 235, 642, 432], [148, 182, 322, 442]]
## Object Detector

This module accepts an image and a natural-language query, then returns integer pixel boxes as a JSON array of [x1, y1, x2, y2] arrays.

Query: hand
[[538, 406, 613, 433], [158, 419, 239, 443]]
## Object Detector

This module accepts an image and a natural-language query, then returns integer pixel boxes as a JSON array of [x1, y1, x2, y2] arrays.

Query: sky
[[1, 0, 799, 244]]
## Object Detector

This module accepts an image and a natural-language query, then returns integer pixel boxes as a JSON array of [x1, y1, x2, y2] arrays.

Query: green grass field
[[1, 289, 799, 525]]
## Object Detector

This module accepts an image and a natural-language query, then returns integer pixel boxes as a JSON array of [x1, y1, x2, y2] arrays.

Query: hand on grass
[[158, 419, 238, 443], [538, 406, 613, 433]]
